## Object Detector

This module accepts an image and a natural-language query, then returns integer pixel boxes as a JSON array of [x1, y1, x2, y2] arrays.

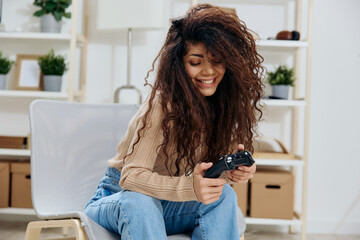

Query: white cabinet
[[0, 0, 88, 216], [191, 1, 313, 239]]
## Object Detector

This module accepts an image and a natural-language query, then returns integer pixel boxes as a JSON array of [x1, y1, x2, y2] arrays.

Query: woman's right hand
[[193, 162, 226, 205]]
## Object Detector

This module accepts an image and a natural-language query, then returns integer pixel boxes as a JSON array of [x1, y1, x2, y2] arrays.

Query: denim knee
[[120, 191, 163, 220], [221, 184, 238, 206]]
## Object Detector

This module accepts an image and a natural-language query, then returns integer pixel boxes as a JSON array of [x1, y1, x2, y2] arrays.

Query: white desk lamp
[[97, 0, 165, 104]]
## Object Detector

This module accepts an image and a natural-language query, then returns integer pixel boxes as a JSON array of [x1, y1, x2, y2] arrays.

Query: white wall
[[307, 0, 360, 234]]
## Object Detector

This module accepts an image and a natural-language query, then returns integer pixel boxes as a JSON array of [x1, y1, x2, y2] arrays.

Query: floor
[[0, 220, 359, 240]]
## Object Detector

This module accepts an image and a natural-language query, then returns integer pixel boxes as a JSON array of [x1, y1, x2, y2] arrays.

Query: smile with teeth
[[197, 78, 216, 85]]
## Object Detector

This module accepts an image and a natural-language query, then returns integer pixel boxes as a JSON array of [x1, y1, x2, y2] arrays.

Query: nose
[[201, 60, 215, 76]]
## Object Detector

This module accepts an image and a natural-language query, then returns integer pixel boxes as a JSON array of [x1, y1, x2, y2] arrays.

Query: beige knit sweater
[[108, 95, 199, 202]]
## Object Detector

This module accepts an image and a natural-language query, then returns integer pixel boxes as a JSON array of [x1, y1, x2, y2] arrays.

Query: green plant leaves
[[53, 11, 62, 21], [0, 52, 15, 75], [266, 65, 295, 86], [32, 0, 71, 21], [38, 49, 67, 76], [33, 9, 46, 17]]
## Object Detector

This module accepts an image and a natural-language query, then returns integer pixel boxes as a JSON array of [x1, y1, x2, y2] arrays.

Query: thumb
[[194, 162, 213, 175]]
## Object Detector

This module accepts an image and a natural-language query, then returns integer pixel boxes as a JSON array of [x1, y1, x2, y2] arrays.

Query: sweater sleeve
[[119, 98, 198, 202]]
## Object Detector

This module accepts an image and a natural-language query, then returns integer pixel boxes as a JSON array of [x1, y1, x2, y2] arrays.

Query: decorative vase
[[0, 74, 5, 90], [271, 85, 290, 99], [40, 14, 61, 33], [44, 75, 62, 92]]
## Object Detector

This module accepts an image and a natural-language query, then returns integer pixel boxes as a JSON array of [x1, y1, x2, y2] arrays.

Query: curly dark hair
[[129, 4, 264, 176]]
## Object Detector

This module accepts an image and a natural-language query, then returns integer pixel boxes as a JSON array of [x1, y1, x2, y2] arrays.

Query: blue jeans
[[84, 167, 240, 240]]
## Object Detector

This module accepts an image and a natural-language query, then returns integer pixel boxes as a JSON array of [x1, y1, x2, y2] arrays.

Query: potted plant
[[266, 65, 295, 99], [33, 0, 72, 33], [38, 49, 67, 91], [0, 51, 14, 90]]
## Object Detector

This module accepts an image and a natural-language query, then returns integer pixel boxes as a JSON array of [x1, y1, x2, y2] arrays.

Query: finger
[[234, 179, 250, 184], [237, 144, 245, 150], [203, 196, 221, 205], [238, 163, 256, 173], [227, 170, 253, 180], [228, 173, 251, 182], [194, 162, 213, 175], [204, 185, 224, 194], [232, 144, 245, 153], [231, 171, 253, 179], [202, 178, 226, 187]]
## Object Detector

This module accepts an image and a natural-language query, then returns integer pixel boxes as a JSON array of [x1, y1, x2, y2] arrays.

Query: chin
[[200, 89, 217, 96]]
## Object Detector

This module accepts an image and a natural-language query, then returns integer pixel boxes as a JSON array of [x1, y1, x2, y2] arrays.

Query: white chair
[[25, 100, 245, 240]]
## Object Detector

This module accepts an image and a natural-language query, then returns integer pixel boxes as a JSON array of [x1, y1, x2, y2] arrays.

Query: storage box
[[10, 162, 33, 208], [0, 162, 10, 207], [0, 136, 26, 149], [232, 183, 248, 216], [250, 170, 294, 219]]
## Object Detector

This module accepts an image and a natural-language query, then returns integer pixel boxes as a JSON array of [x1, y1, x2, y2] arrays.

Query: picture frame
[[13, 54, 44, 91]]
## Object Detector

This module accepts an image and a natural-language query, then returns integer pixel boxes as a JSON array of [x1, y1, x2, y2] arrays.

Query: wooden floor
[[0, 220, 359, 240]]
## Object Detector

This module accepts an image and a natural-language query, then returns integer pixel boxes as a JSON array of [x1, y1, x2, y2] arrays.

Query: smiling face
[[183, 42, 226, 97]]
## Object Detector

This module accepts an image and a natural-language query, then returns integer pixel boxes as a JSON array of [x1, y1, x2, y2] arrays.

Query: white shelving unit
[[262, 99, 306, 107], [0, 207, 35, 216], [0, 90, 68, 100], [0, 149, 30, 158], [257, 39, 308, 48], [245, 217, 303, 226], [0, 0, 89, 217], [190, 1, 313, 239]]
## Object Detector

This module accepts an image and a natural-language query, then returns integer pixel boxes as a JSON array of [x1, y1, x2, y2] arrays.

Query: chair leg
[[240, 234, 245, 240], [24, 222, 42, 240], [25, 219, 87, 240]]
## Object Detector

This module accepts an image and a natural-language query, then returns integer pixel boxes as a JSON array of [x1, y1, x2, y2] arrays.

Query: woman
[[84, 4, 264, 239]]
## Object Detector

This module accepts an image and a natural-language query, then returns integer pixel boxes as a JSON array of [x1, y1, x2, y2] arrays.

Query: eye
[[189, 62, 200, 66], [212, 58, 222, 64]]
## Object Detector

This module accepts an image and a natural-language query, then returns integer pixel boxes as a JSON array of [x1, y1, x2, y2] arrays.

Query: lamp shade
[[97, 0, 165, 30]]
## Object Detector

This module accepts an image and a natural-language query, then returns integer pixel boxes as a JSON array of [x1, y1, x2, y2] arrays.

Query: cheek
[[216, 66, 226, 80], [185, 66, 198, 80], [218, 66, 226, 76]]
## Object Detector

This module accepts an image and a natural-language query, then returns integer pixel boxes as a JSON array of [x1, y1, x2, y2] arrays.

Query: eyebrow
[[189, 54, 204, 58]]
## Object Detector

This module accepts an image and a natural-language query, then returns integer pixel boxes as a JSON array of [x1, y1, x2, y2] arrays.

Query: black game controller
[[204, 150, 255, 178]]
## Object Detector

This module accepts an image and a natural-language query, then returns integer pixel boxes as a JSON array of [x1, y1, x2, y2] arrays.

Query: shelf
[[0, 32, 87, 46], [0, 31, 70, 40], [261, 99, 306, 107], [0, 90, 68, 101], [245, 217, 302, 226], [0, 148, 30, 160], [255, 158, 304, 167], [0, 208, 35, 216], [0, 31, 86, 43], [256, 40, 308, 49]]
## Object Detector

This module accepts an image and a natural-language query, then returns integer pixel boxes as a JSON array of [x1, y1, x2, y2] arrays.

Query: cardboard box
[[232, 183, 248, 216], [250, 170, 294, 219], [0, 136, 26, 149], [10, 162, 33, 208], [0, 162, 10, 207]]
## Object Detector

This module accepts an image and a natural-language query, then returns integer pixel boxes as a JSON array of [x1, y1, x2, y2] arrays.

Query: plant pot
[[44, 75, 62, 92], [40, 14, 61, 33], [0, 74, 6, 90], [271, 85, 290, 99]]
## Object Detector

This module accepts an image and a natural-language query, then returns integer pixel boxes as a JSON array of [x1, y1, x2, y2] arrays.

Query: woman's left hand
[[226, 144, 256, 183]]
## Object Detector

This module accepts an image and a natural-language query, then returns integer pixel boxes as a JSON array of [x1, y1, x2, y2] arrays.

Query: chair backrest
[[29, 100, 138, 219]]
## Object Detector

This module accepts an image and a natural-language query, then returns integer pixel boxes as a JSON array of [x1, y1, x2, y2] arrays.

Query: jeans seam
[[199, 217, 206, 240], [117, 202, 132, 240]]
